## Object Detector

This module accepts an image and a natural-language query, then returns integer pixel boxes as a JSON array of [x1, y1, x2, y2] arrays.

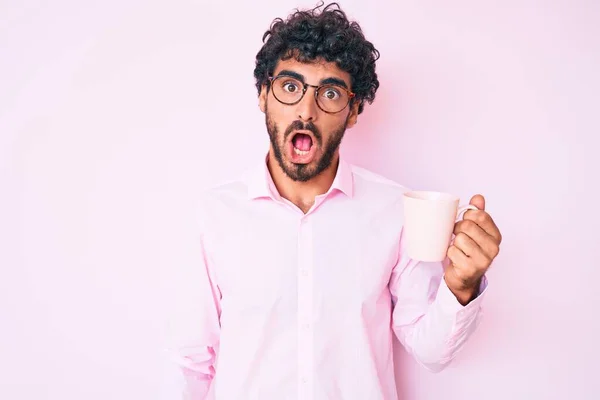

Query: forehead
[[273, 57, 351, 87]]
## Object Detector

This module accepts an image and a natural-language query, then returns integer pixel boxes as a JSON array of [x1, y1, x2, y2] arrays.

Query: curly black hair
[[253, 2, 380, 115]]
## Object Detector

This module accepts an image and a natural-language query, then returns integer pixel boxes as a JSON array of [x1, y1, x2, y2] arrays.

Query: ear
[[258, 83, 268, 113], [345, 100, 360, 129]]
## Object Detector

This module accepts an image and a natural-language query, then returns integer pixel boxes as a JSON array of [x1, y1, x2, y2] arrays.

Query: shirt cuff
[[436, 274, 488, 317]]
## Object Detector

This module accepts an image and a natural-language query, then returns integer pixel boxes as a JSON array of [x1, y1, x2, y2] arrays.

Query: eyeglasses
[[268, 75, 355, 114]]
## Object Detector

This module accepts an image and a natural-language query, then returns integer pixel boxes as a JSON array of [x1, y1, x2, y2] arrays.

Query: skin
[[258, 57, 359, 213], [258, 57, 502, 305], [446, 195, 502, 305]]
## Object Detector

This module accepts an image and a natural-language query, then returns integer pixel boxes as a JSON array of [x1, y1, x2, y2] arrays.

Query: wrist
[[444, 275, 481, 306]]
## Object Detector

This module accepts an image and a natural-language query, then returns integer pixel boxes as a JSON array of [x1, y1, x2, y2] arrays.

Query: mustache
[[284, 120, 322, 144]]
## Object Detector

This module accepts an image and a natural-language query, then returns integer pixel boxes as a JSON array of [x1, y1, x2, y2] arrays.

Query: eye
[[321, 87, 341, 100], [282, 81, 299, 93]]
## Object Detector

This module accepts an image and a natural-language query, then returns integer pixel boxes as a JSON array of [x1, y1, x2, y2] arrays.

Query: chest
[[205, 201, 402, 314]]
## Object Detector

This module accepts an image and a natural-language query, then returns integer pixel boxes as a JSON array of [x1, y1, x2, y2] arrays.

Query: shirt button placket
[[297, 216, 314, 400]]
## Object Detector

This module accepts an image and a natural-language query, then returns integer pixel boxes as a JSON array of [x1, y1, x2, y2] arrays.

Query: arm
[[389, 231, 487, 373], [164, 231, 221, 399]]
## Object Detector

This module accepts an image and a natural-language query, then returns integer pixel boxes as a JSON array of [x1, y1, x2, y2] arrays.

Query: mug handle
[[456, 204, 479, 221], [448, 204, 479, 250]]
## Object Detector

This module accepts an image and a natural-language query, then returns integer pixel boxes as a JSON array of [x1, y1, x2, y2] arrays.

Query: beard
[[266, 107, 348, 182]]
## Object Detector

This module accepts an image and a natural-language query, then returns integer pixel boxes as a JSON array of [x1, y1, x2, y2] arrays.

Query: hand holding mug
[[444, 194, 502, 302], [403, 191, 502, 305]]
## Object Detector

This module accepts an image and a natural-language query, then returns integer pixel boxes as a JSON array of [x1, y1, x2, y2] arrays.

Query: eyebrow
[[275, 69, 350, 90]]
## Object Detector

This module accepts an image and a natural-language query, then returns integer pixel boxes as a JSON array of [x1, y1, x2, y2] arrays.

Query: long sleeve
[[163, 231, 222, 399], [389, 229, 488, 373]]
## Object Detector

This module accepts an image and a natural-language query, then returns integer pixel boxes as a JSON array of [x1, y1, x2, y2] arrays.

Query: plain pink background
[[1, 0, 598, 399]]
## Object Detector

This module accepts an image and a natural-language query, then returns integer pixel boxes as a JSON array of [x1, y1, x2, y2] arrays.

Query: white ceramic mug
[[403, 191, 478, 262]]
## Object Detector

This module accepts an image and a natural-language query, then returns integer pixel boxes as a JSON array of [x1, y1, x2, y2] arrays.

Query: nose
[[296, 86, 319, 122]]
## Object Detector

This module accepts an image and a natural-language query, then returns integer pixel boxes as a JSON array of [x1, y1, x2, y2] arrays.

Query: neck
[[267, 149, 339, 214]]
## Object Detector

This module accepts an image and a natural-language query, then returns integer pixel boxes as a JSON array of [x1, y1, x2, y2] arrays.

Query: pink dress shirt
[[166, 156, 487, 399]]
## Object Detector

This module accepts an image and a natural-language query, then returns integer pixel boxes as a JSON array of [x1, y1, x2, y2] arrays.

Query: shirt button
[[300, 269, 308, 277], [301, 377, 308, 384], [302, 323, 310, 330]]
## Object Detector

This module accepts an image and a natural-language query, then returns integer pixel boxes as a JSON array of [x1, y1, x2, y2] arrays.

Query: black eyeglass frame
[[267, 75, 356, 114]]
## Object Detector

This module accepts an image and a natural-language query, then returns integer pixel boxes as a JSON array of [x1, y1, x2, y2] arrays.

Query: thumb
[[469, 194, 486, 211]]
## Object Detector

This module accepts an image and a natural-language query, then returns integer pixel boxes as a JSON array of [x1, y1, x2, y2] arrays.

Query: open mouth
[[292, 132, 313, 155], [288, 131, 317, 163]]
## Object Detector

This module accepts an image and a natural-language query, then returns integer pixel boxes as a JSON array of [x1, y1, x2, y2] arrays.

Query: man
[[168, 3, 502, 399]]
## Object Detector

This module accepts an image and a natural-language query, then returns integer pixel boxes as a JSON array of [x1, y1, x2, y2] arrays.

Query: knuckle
[[461, 219, 475, 232], [475, 211, 488, 224], [491, 244, 500, 258], [447, 245, 457, 257], [447, 245, 461, 261], [455, 232, 469, 247]]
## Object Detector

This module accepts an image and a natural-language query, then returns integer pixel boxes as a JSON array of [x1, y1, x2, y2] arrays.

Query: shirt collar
[[245, 154, 354, 200]]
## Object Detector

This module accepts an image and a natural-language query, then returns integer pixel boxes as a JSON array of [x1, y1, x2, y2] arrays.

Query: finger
[[447, 245, 479, 283], [462, 210, 502, 244], [454, 219, 500, 259], [447, 244, 470, 267], [454, 232, 492, 266], [446, 245, 481, 288], [469, 194, 485, 211]]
